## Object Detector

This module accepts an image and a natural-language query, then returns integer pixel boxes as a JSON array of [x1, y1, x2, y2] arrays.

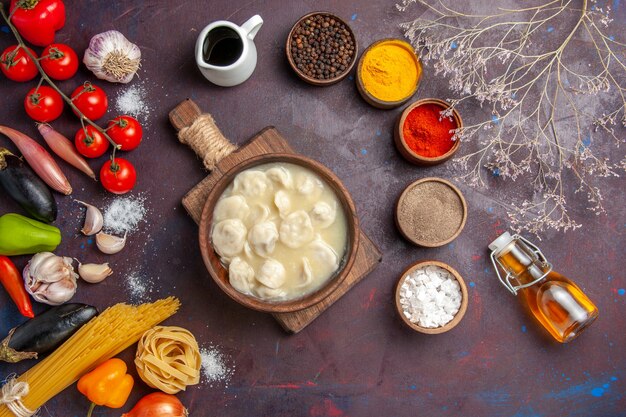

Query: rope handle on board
[[169, 99, 238, 170]]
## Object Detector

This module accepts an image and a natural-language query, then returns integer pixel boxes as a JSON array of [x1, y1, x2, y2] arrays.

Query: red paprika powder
[[402, 103, 457, 158]]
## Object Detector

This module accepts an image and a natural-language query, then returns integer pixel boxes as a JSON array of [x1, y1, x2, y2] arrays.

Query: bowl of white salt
[[395, 260, 468, 334]]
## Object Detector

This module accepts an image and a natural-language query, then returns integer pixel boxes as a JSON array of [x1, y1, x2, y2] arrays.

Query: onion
[[0, 125, 72, 195], [122, 393, 188, 417], [37, 124, 96, 180]]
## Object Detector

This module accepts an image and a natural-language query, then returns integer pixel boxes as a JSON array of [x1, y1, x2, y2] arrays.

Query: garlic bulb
[[23, 252, 78, 305], [77, 262, 113, 283], [77, 200, 103, 236], [96, 232, 127, 254], [83, 30, 141, 83]]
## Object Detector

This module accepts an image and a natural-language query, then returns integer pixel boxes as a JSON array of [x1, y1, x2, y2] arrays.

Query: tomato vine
[[0, 3, 121, 162]]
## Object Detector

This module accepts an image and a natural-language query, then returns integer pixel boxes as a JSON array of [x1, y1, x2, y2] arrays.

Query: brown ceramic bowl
[[286, 12, 358, 86], [394, 98, 462, 165], [199, 153, 360, 313], [395, 260, 468, 334], [395, 177, 467, 247], [356, 38, 422, 109]]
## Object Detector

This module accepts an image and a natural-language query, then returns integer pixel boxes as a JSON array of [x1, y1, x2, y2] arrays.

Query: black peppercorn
[[289, 13, 356, 81]]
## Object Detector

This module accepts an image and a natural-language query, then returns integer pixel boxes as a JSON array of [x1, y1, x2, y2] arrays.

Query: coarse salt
[[399, 265, 462, 328], [103, 195, 147, 235], [126, 271, 152, 302], [115, 80, 152, 121], [200, 346, 234, 388]]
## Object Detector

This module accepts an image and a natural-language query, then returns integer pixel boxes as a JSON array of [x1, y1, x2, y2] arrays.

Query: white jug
[[195, 15, 263, 87]]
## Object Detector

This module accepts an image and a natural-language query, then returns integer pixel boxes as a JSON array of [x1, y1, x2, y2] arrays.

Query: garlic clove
[[77, 262, 113, 283], [96, 232, 127, 254], [76, 200, 103, 236], [29, 284, 50, 304], [43, 280, 78, 305], [37, 255, 70, 282], [25, 252, 53, 277]]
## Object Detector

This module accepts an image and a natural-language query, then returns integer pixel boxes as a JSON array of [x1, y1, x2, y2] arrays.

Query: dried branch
[[398, 0, 625, 235]]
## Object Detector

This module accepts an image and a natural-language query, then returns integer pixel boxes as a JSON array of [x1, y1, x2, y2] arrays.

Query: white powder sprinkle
[[399, 265, 462, 328], [126, 271, 153, 303], [103, 195, 147, 235], [115, 81, 152, 121], [200, 346, 234, 387]]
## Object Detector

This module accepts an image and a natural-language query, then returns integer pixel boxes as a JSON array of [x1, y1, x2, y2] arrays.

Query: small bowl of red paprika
[[394, 99, 462, 166]]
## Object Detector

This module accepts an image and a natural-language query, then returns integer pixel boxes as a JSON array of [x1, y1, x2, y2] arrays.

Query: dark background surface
[[0, 1, 624, 416]]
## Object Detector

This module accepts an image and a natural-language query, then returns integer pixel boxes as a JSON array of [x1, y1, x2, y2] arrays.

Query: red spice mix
[[402, 103, 457, 158]]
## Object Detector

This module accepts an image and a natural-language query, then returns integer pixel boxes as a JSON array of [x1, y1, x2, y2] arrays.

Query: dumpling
[[212, 219, 247, 259], [306, 239, 339, 279], [255, 259, 286, 289], [214, 195, 249, 222], [233, 170, 270, 198], [310, 201, 336, 228], [274, 190, 291, 216], [246, 203, 270, 226], [255, 285, 287, 300], [266, 166, 292, 189], [243, 241, 254, 258], [229, 257, 255, 295], [248, 222, 278, 257], [296, 257, 313, 288], [295, 173, 323, 199], [279, 210, 314, 248]]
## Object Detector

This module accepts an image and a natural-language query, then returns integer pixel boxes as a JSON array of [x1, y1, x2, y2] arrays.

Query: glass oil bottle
[[489, 232, 598, 343]]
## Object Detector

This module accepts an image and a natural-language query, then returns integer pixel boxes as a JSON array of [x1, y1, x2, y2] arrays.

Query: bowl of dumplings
[[199, 153, 360, 313]]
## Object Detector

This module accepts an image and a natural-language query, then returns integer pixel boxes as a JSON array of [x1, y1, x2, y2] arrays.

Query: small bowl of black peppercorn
[[286, 12, 358, 86]]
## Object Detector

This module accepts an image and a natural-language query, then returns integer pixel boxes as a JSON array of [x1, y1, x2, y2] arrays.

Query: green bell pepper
[[0, 213, 61, 256]]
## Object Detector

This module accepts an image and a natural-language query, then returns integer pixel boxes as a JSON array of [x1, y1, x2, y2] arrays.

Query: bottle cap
[[488, 231, 514, 253]]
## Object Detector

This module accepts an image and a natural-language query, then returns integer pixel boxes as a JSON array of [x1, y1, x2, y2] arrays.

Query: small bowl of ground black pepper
[[395, 99, 462, 165], [395, 177, 467, 247], [286, 12, 357, 86]]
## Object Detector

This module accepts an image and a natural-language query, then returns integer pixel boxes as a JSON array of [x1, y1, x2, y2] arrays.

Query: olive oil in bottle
[[489, 232, 598, 343]]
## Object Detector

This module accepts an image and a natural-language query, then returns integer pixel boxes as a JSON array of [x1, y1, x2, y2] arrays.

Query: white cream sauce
[[211, 162, 348, 301]]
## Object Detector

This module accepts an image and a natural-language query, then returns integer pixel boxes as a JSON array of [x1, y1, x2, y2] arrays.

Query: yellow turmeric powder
[[360, 40, 421, 102]]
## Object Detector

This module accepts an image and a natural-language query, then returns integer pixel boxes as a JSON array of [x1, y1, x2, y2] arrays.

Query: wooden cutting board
[[171, 100, 382, 333]]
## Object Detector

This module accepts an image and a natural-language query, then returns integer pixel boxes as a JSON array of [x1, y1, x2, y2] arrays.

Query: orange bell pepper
[[77, 358, 134, 417]]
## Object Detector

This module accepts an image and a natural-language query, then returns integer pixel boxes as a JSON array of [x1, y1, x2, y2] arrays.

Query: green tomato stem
[[6, 2, 18, 20], [34, 76, 44, 92]]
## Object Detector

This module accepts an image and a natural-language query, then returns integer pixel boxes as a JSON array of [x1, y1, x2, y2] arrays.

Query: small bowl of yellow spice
[[356, 39, 422, 109]]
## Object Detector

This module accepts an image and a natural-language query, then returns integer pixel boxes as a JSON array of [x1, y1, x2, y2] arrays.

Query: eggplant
[[0, 303, 98, 363], [0, 148, 57, 223]]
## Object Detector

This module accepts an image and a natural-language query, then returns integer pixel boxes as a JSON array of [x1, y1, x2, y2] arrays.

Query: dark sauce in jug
[[202, 27, 243, 66]]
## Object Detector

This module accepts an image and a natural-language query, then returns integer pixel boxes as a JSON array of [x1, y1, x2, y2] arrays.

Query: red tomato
[[9, 0, 66, 47], [24, 86, 64, 122], [1, 45, 38, 82], [100, 158, 137, 194], [107, 116, 143, 151], [40, 43, 78, 80], [74, 125, 110, 158], [71, 83, 108, 120]]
